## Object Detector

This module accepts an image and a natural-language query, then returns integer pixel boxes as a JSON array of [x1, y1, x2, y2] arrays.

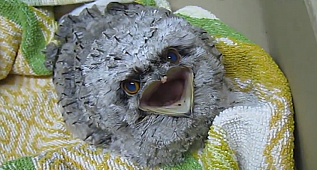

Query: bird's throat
[[144, 79, 184, 107], [139, 67, 194, 117]]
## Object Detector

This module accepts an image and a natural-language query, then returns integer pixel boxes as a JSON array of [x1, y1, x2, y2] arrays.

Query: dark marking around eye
[[132, 67, 144, 75], [178, 49, 193, 57], [125, 74, 141, 82], [160, 47, 186, 63], [118, 88, 128, 97]]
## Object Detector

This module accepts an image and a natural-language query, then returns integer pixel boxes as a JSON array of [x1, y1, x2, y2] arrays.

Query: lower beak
[[139, 66, 194, 117]]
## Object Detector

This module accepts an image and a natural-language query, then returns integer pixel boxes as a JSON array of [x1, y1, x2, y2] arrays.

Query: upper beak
[[139, 66, 194, 117]]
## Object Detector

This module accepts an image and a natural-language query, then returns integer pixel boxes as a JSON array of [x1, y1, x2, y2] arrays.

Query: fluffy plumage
[[44, 2, 236, 167]]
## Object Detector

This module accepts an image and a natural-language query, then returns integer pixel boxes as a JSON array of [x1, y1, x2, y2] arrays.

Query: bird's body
[[44, 2, 235, 167]]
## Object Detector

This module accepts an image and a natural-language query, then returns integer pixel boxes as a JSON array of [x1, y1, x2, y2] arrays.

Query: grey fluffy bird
[[44, 2, 240, 168]]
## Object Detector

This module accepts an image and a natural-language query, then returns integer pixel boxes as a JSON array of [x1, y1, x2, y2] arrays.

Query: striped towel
[[0, 0, 295, 169]]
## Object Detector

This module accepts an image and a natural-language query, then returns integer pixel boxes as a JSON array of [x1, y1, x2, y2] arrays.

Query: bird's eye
[[166, 48, 181, 64], [122, 80, 140, 95]]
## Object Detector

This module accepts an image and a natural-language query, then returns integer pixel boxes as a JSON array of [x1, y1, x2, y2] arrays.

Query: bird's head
[[45, 2, 229, 167]]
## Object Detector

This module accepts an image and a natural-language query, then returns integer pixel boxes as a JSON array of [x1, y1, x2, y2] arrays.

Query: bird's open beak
[[139, 66, 194, 117]]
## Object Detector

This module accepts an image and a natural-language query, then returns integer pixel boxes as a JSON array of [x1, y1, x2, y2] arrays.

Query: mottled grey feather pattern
[[44, 2, 233, 167]]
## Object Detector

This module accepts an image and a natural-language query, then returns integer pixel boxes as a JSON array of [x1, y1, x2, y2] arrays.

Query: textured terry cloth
[[0, 0, 295, 169]]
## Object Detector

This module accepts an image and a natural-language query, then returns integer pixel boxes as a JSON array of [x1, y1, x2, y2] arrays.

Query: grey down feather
[[43, 2, 241, 168]]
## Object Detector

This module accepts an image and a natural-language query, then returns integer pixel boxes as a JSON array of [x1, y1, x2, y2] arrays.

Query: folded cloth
[[0, 0, 295, 169]]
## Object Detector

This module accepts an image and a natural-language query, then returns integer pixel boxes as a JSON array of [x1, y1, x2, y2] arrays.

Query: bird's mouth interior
[[139, 67, 193, 117]]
